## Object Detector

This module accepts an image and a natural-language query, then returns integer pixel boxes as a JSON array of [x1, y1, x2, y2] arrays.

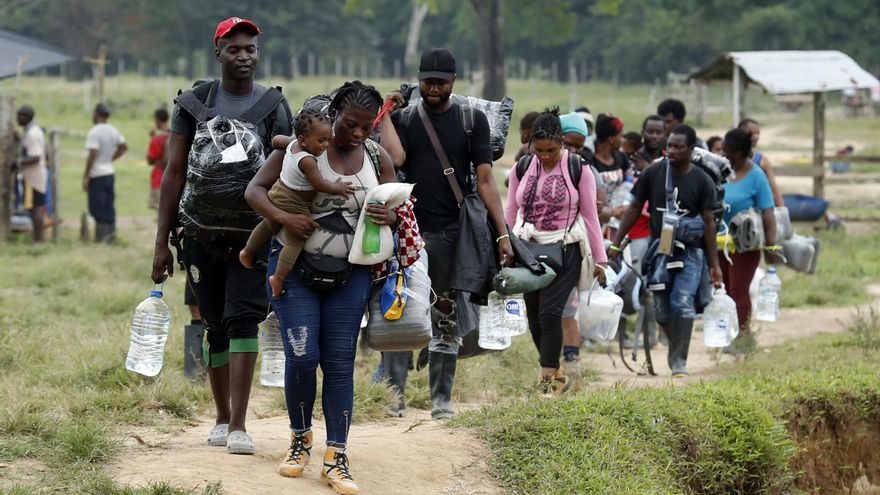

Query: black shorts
[[26, 187, 45, 209], [182, 237, 269, 352], [184, 278, 198, 306]]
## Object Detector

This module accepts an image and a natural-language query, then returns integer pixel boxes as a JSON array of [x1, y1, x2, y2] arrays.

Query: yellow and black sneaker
[[322, 446, 359, 495], [278, 430, 312, 478]]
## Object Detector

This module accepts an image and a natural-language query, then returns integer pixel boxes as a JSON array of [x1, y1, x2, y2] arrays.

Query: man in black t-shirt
[[609, 125, 721, 377], [382, 48, 513, 420]]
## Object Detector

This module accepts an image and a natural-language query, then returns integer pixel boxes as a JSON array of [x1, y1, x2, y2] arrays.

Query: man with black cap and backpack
[[381, 48, 513, 420], [150, 16, 293, 455]]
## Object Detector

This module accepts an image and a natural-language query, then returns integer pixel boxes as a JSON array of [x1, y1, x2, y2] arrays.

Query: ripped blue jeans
[[268, 240, 371, 446]]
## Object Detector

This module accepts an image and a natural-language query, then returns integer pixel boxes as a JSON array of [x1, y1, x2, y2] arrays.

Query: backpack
[[514, 152, 586, 186], [174, 79, 291, 242], [689, 147, 732, 230], [292, 94, 383, 177], [396, 84, 513, 162]]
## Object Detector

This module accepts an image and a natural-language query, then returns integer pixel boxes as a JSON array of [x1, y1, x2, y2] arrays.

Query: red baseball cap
[[214, 17, 260, 46]]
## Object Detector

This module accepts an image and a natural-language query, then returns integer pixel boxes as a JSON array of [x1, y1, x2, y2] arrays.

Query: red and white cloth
[[373, 196, 424, 280]]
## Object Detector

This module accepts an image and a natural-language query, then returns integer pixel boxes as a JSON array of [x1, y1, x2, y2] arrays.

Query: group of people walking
[[147, 16, 783, 494]]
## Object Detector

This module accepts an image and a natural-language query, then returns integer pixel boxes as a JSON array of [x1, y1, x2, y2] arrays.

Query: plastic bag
[[365, 251, 432, 351], [348, 182, 415, 265], [578, 268, 624, 341]]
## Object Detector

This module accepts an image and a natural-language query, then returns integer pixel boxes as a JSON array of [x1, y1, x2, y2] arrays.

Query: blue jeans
[[653, 247, 706, 324], [268, 240, 371, 446]]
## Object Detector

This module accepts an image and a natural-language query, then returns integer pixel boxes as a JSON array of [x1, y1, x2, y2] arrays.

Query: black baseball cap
[[418, 48, 456, 81]]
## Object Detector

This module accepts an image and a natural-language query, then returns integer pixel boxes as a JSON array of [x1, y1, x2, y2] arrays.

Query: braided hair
[[294, 107, 330, 138], [723, 128, 753, 159], [329, 80, 382, 119], [530, 107, 563, 142]]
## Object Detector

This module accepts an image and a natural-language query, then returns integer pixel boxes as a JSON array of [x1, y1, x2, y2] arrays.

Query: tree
[[470, 0, 505, 99]]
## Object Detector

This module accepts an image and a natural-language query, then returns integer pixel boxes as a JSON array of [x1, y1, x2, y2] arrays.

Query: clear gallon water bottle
[[755, 267, 782, 322], [125, 287, 171, 377], [703, 286, 739, 348], [260, 312, 285, 387], [478, 292, 512, 350], [501, 295, 528, 336]]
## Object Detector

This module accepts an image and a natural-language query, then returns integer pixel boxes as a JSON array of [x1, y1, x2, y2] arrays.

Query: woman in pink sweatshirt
[[506, 108, 607, 395]]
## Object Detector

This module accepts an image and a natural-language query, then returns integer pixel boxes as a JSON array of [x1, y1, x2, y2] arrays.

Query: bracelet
[[765, 244, 783, 252], [495, 234, 510, 243], [609, 244, 623, 252]]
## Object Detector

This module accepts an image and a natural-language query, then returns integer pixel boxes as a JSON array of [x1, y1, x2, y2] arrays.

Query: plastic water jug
[[478, 292, 512, 350], [260, 312, 285, 387], [755, 267, 782, 322], [361, 201, 382, 254], [578, 272, 624, 341], [500, 295, 528, 337], [703, 286, 739, 347], [125, 287, 171, 377]]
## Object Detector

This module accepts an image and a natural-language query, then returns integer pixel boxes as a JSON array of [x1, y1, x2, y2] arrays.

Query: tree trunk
[[404, 2, 430, 79], [470, 0, 505, 99]]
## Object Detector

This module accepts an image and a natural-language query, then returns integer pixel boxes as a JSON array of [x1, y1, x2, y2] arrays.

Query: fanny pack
[[297, 253, 352, 292], [521, 240, 565, 273]]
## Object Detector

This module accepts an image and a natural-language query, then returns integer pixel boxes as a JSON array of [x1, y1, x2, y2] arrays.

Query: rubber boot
[[95, 222, 116, 243], [184, 323, 206, 378], [383, 352, 410, 417], [429, 351, 457, 420], [667, 317, 694, 376]]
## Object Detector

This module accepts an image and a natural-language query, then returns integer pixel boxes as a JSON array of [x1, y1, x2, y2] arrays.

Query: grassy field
[[1, 75, 879, 493], [458, 317, 880, 495]]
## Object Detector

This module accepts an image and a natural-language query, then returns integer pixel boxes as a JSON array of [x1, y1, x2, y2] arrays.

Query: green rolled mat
[[493, 264, 557, 295]]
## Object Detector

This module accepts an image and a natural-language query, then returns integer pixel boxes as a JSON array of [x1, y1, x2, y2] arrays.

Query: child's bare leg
[[238, 247, 256, 268], [269, 265, 290, 297], [270, 243, 301, 297]]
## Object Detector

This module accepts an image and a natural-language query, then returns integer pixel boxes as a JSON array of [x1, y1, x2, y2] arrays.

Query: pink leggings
[[719, 250, 762, 330]]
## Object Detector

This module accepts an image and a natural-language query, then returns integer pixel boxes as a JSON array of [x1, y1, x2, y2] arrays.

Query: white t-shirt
[[85, 123, 126, 178], [21, 123, 47, 193], [279, 140, 318, 191]]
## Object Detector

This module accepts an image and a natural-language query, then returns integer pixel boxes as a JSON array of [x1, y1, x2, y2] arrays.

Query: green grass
[[458, 329, 880, 495]]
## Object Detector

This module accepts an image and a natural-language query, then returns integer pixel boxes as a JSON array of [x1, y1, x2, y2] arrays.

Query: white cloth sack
[[348, 182, 415, 265]]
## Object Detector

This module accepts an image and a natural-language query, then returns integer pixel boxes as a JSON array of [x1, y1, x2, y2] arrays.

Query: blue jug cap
[[768, 267, 777, 274], [150, 289, 163, 298]]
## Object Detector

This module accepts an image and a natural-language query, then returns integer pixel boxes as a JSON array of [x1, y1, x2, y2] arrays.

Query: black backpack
[[174, 80, 292, 242], [514, 152, 586, 185]]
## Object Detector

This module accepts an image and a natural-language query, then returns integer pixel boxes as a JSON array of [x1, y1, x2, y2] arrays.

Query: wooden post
[[47, 129, 61, 242], [812, 91, 825, 198], [732, 64, 742, 128], [84, 44, 108, 101], [0, 94, 15, 241]]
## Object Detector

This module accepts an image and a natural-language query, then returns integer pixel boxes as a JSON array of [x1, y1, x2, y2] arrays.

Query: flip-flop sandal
[[207, 423, 229, 446], [226, 430, 256, 455]]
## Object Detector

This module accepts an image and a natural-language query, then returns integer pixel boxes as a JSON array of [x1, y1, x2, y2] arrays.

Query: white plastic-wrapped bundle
[[179, 115, 265, 240]]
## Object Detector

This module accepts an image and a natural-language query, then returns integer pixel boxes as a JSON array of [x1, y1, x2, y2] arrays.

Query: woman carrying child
[[246, 81, 398, 495], [239, 108, 355, 297]]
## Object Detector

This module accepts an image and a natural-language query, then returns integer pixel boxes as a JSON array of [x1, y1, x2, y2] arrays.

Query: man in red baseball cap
[[213, 16, 260, 46], [152, 15, 293, 457]]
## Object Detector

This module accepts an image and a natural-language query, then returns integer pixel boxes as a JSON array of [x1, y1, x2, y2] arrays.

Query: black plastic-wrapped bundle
[[399, 83, 514, 161], [179, 115, 266, 241]]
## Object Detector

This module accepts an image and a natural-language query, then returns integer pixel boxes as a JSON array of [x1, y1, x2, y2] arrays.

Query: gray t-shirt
[[170, 82, 291, 147]]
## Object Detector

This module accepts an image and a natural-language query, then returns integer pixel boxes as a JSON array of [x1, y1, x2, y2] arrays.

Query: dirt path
[[108, 287, 879, 494]]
